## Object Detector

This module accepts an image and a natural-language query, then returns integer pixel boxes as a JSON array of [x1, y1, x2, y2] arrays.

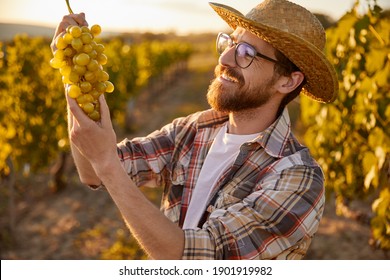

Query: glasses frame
[[216, 32, 286, 69]]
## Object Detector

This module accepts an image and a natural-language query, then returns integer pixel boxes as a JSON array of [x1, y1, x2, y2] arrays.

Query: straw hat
[[210, 0, 338, 103]]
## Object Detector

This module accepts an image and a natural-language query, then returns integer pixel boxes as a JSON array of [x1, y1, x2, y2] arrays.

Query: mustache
[[215, 65, 245, 85]]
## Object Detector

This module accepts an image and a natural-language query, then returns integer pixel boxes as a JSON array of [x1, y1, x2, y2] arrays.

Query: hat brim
[[210, 2, 338, 103]]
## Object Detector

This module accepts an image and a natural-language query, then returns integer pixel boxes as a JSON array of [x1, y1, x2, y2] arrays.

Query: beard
[[207, 65, 276, 113]]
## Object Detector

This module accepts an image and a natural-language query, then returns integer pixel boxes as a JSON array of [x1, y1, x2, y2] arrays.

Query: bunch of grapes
[[50, 24, 114, 121]]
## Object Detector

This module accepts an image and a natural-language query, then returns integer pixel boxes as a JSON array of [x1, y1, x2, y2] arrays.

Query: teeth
[[222, 73, 236, 82]]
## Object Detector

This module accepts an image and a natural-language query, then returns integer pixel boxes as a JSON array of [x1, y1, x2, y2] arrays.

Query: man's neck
[[227, 105, 280, 135]]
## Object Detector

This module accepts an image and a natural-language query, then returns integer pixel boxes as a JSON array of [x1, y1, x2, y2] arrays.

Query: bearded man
[[52, 0, 338, 259]]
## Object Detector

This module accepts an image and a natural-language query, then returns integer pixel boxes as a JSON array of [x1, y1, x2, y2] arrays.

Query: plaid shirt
[[117, 108, 325, 260]]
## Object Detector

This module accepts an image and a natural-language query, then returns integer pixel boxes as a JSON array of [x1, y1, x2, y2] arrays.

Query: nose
[[219, 46, 237, 68]]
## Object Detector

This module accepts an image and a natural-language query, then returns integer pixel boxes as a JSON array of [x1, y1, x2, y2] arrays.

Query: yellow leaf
[[368, 127, 385, 149], [375, 146, 386, 169], [5, 125, 16, 139], [363, 151, 378, 189], [364, 165, 376, 189], [385, 106, 390, 119], [373, 61, 390, 87], [365, 48, 388, 75]]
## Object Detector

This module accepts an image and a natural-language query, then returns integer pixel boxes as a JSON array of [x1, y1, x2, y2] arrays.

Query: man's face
[[207, 28, 280, 113]]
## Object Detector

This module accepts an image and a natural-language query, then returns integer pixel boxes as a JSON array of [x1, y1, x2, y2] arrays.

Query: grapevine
[[301, 1, 390, 250], [50, 0, 114, 121]]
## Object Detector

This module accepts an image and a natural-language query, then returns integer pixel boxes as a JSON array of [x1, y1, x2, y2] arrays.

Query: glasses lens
[[216, 33, 231, 55], [235, 43, 256, 68]]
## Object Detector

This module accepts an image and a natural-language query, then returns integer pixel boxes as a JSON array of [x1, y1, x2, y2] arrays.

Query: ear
[[275, 71, 305, 94]]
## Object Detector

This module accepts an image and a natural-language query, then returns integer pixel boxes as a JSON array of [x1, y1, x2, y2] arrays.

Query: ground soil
[[1, 51, 388, 260]]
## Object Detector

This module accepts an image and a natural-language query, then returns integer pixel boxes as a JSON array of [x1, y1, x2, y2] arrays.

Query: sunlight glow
[[1, 0, 390, 34]]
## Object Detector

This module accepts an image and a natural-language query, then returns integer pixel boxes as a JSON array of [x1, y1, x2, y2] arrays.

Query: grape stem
[[65, 0, 74, 14]]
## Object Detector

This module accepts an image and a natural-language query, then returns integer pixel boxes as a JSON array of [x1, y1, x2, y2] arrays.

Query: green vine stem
[[65, 0, 74, 14]]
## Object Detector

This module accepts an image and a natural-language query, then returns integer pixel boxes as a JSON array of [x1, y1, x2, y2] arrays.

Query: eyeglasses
[[216, 32, 285, 69]]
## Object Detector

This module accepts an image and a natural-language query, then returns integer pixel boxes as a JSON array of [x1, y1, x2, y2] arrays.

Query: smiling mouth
[[220, 73, 238, 83]]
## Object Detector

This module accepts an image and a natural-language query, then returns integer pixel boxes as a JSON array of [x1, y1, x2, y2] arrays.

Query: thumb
[[98, 94, 112, 127]]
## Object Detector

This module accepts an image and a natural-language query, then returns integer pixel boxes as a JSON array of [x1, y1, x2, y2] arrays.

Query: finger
[[62, 13, 88, 27], [71, 112, 80, 130], [98, 94, 112, 127], [51, 13, 88, 51], [65, 92, 92, 126], [53, 15, 76, 38], [74, 12, 88, 27]]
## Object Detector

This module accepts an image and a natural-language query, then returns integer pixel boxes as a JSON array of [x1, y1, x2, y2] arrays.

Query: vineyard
[[1, 0, 389, 259], [0, 32, 192, 185]]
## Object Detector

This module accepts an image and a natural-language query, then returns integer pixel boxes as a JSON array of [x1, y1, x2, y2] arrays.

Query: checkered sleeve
[[116, 112, 201, 188], [182, 164, 325, 260], [116, 125, 174, 187]]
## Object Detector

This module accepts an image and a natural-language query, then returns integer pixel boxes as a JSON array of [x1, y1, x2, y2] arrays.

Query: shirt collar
[[197, 109, 229, 128], [197, 108, 292, 158], [256, 108, 291, 158]]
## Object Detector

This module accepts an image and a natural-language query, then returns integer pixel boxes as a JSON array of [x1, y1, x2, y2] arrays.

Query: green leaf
[[354, 15, 370, 34], [301, 0, 390, 252]]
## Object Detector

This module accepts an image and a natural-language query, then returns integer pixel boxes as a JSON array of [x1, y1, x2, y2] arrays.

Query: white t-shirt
[[182, 124, 259, 229]]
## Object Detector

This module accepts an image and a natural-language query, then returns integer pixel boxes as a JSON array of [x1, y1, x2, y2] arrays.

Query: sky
[[1, 0, 390, 34]]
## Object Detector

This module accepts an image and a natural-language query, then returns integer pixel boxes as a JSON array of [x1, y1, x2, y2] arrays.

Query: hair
[[273, 49, 307, 115]]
